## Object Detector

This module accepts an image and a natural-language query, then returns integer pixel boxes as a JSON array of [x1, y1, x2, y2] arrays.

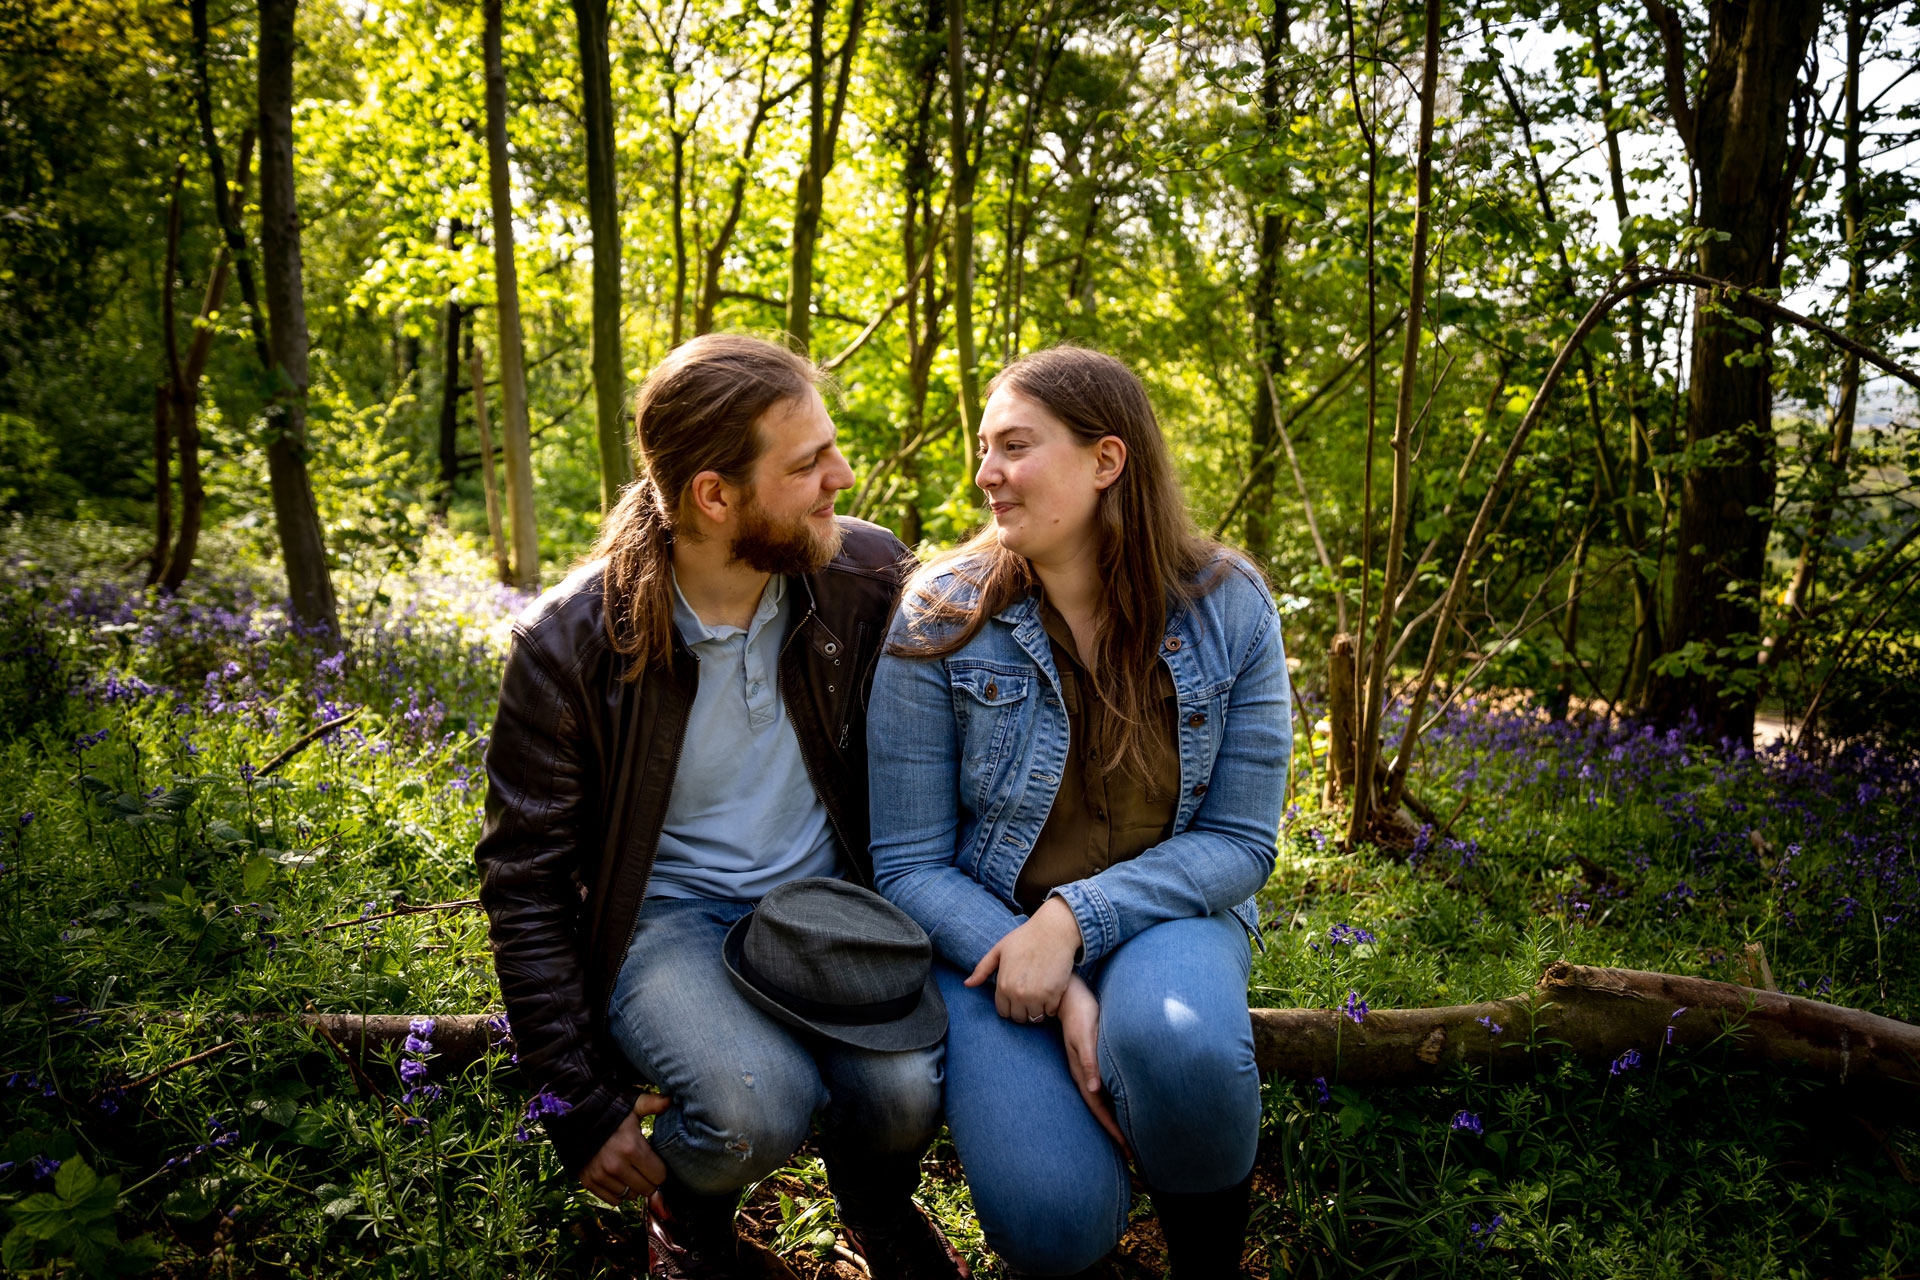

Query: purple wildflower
[[1341, 991, 1369, 1024], [1449, 1110, 1483, 1135], [1313, 1076, 1330, 1106], [1327, 923, 1377, 946], [1466, 1214, 1505, 1251], [1610, 1048, 1643, 1076], [27, 1155, 60, 1180], [1476, 1015, 1503, 1036]]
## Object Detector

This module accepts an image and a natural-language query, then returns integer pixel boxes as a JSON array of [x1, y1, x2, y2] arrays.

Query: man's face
[[729, 390, 856, 575]]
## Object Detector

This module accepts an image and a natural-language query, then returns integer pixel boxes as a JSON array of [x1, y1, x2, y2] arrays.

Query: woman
[[868, 346, 1291, 1277]]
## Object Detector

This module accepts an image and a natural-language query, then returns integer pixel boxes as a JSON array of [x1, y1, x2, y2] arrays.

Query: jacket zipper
[[781, 605, 855, 869]]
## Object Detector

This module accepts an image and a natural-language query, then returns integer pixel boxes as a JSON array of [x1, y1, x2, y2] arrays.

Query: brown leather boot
[[646, 1184, 801, 1280]]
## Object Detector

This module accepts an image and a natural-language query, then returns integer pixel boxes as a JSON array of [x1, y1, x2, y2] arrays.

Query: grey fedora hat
[[722, 878, 946, 1051]]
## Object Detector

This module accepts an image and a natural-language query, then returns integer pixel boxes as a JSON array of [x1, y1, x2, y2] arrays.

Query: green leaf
[[2, 1225, 38, 1272], [241, 854, 275, 897], [52, 1155, 99, 1206], [7, 1192, 69, 1240], [285, 1109, 332, 1148]]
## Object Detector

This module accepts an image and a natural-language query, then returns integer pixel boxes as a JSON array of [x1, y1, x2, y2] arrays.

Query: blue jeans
[[607, 897, 945, 1218], [939, 911, 1259, 1276]]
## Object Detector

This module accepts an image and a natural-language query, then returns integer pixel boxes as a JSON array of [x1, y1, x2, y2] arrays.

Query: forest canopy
[[3, 0, 1919, 764]]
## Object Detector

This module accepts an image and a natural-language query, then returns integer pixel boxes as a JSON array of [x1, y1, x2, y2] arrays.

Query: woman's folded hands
[[964, 895, 1084, 1022]]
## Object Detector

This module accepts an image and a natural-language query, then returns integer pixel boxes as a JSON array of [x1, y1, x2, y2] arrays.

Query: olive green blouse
[[1013, 601, 1182, 915]]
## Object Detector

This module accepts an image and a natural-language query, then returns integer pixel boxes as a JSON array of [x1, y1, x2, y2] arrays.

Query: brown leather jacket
[[475, 518, 912, 1172]]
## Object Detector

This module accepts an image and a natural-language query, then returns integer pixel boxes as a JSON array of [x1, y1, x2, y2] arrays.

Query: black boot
[[821, 1140, 970, 1280], [647, 1179, 799, 1280], [1152, 1173, 1252, 1279]]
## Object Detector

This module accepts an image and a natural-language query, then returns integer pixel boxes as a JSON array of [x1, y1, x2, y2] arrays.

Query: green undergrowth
[[1, 519, 1914, 1278]]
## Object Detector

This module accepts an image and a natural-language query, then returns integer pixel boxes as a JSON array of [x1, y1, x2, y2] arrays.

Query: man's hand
[[1058, 975, 1129, 1156], [965, 896, 1084, 1024], [580, 1094, 672, 1207]]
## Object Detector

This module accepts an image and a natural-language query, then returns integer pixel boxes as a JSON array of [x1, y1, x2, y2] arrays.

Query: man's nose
[[825, 446, 855, 492]]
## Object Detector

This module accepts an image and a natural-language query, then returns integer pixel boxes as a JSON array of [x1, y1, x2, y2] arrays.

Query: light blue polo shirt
[[645, 572, 842, 901]]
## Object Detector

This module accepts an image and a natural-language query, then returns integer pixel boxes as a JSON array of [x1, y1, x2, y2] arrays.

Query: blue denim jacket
[[868, 555, 1291, 973]]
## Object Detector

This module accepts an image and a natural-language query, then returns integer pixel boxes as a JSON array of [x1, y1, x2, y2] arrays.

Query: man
[[477, 334, 965, 1279]]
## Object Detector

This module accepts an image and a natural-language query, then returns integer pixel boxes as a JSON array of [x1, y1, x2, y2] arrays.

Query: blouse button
[[1187, 712, 1206, 728], [1163, 636, 1182, 652]]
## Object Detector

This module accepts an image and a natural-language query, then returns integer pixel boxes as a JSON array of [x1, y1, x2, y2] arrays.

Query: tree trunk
[[1590, 14, 1660, 707], [470, 341, 512, 585], [152, 173, 184, 586], [1643, 0, 1822, 742], [190, 0, 269, 372], [1761, 0, 1864, 682], [945, 0, 980, 466], [484, 0, 541, 592], [293, 963, 1920, 1099], [1244, 0, 1290, 566], [1324, 633, 1359, 805], [1349, 0, 1441, 846], [256, 0, 340, 639], [570, 0, 629, 510], [150, 387, 172, 584], [436, 217, 465, 511], [786, 0, 867, 356], [162, 247, 232, 593], [1249, 962, 1920, 1092]]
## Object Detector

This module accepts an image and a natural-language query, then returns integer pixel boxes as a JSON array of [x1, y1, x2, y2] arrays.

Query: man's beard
[[728, 489, 843, 576]]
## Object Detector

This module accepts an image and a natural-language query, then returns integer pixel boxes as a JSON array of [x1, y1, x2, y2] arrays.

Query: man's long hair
[[891, 345, 1230, 781], [592, 334, 822, 679]]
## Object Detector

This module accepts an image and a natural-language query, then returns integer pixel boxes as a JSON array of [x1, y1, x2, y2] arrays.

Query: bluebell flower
[[1327, 923, 1377, 946], [1313, 1076, 1330, 1106], [1449, 1110, 1483, 1135], [27, 1155, 61, 1180], [1476, 1015, 1503, 1036], [1466, 1214, 1505, 1251], [1341, 991, 1369, 1024], [1610, 1048, 1643, 1076]]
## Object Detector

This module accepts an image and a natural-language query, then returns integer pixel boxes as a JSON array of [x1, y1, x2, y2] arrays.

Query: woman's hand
[[965, 896, 1084, 1023], [1058, 975, 1130, 1156], [579, 1093, 672, 1208]]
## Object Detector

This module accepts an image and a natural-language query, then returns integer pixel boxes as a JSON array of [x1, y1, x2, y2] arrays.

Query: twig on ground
[[257, 709, 363, 778]]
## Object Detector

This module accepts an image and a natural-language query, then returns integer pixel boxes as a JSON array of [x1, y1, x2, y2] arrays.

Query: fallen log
[[1251, 963, 1920, 1095], [127, 965, 1920, 1107]]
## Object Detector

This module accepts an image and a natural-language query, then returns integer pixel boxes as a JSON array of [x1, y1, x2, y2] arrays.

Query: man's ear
[[1091, 436, 1129, 491], [683, 470, 737, 528]]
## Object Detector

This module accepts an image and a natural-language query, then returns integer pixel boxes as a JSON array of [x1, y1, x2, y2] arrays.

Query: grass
[[1, 517, 1915, 1278]]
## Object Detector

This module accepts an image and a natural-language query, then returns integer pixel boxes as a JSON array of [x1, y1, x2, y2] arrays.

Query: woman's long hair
[[590, 334, 822, 679], [893, 345, 1231, 780]]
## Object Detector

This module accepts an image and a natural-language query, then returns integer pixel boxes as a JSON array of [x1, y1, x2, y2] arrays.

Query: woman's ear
[[1091, 435, 1129, 491]]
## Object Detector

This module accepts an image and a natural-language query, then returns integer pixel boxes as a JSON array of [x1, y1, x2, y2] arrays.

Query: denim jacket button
[[1186, 712, 1206, 728], [1192, 782, 1209, 796], [985, 682, 998, 699], [1163, 636, 1182, 652]]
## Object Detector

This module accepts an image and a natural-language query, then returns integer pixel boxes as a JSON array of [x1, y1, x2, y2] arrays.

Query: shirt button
[[1187, 712, 1206, 728], [1164, 636, 1182, 652]]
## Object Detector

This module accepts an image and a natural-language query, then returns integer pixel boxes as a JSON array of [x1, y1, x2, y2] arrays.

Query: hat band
[[739, 950, 923, 1026]]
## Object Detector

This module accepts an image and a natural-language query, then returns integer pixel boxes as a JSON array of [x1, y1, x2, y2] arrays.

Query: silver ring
[[1027, 1013, 1045, 1024]]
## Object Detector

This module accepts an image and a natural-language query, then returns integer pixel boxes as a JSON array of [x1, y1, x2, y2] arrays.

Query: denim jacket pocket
[[947, 661, 1033, 822]]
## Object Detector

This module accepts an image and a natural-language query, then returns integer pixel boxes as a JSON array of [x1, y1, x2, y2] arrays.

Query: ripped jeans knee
[[647, 1058, 823, 1194]]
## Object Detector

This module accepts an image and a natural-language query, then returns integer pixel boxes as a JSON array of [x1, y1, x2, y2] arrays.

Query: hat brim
[[722, 913, 947, 1052]]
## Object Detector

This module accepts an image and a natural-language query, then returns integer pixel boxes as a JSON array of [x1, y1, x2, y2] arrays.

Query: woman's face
[[974, 386, 1125, 568]]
